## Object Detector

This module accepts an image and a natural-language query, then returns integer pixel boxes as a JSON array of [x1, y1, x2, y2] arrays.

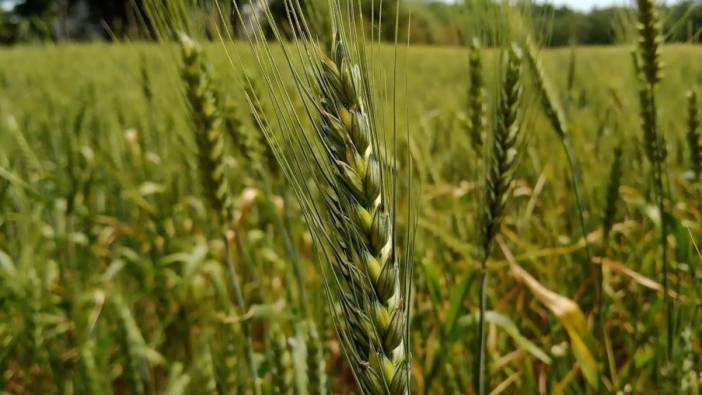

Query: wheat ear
[[687, 91, 701, 182], [314, 37, 409, 395], [179, 34, 260, 394], [140, 54, 153, 105], [634, 0, 672, 361], [244, 76, 280, 176], [305, 321, 328, 395], [269, 324, 292, 395], [468, 38, 487, 154], [602, 146, 623, 244], [476, 44, 524, 395], [524, 36, 599, 335], [222, 95, 267, 171]]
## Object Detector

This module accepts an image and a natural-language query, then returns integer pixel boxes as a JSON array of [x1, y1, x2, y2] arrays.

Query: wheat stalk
[[634, 0, 673, 362]]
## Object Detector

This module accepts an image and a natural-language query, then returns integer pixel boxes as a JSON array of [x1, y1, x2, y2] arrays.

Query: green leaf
[[665, 212, 689, 263], [444, 271, 475, 339], [455, 311, 551, 364], [421, 258, 443, 309]]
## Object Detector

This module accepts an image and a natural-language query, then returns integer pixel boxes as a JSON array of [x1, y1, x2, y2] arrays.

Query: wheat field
[[1, 34, 701, 394]]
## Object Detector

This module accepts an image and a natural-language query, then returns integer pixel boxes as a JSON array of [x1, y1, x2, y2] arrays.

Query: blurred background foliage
[[0, 0, 701, 46]]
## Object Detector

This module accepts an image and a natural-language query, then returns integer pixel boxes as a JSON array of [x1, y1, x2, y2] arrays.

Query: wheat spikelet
[[687, 91, 701, 182]]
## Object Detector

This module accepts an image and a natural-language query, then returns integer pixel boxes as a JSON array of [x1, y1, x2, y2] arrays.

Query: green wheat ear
[[244, 76, 279, 175], [525, 37, 568, 139], [227, 3, 414, 391], [316, 35, 409, 395], [179, 33, 232, 226], [467, 37, 487, 154], [179, 33, 260, 394], [140, 54, 153, 105], [480, 44, 524, 257], [305, 321, 328, 395], [222, 93, 266, 171], [636, 0, 663, 86], [687, 91, 701, 182], [634, 0, 674, 364], [269, 324, 292, 395], [602, 146, 623, 243], [476, 43, 524, 395]]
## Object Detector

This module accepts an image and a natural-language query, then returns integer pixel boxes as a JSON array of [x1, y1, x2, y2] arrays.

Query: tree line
[[0, 0, 700, 46]]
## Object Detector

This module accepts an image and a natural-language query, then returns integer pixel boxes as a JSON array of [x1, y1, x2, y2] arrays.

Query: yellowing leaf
[[498, 238, 600, 389]]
